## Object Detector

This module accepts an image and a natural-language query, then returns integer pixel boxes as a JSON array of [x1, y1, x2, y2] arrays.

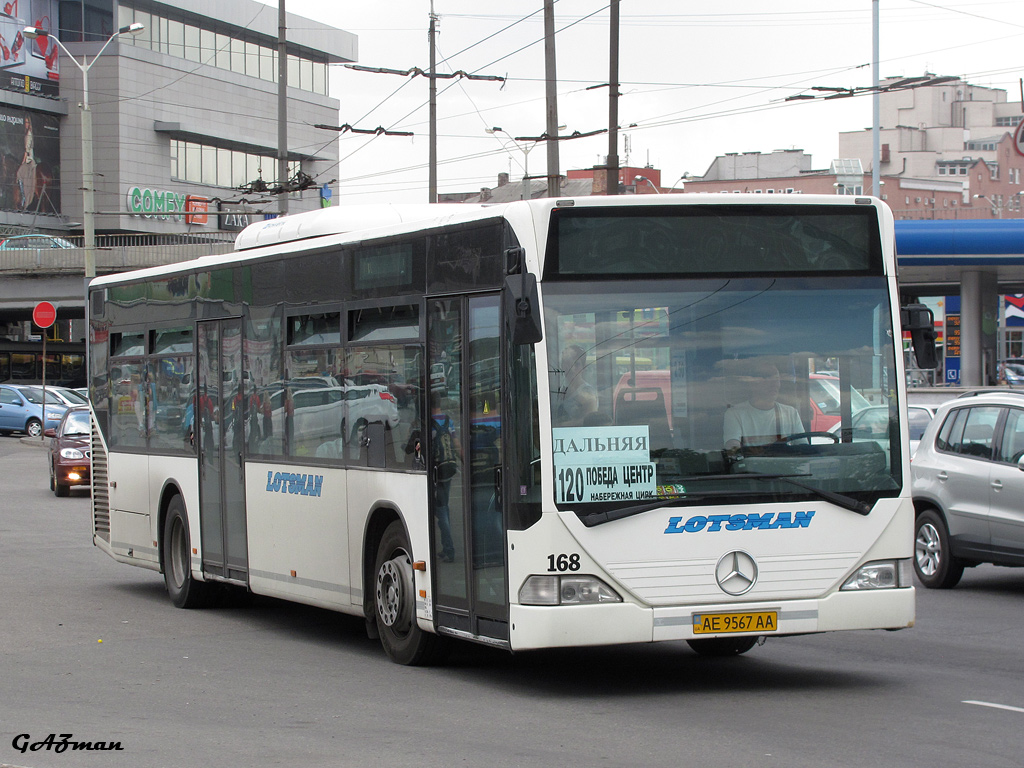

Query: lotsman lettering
[[743, 513, 774, 530], [664, 516, 686, 533], [793, 510, 815, 528], [706, 514, 731, 531]]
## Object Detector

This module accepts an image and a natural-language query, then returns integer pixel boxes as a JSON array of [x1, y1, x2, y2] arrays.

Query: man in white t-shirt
[[724, 363, 804, 450]]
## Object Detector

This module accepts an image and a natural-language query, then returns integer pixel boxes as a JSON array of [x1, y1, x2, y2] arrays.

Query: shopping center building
[[0, 0, 354, 238]]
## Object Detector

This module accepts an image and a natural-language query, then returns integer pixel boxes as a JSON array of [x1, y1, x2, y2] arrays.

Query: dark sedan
[[46, 406, 91, 497]]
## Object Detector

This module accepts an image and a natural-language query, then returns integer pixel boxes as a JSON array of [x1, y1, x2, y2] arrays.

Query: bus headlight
[[841, 559, 912, 590], [519, 575, 622, 605]]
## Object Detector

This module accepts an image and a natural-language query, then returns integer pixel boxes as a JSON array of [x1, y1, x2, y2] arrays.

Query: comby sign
[[126, 186, 188, 220]]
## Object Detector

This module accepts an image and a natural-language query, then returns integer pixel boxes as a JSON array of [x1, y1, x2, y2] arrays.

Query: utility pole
[[277, 0, 289, 216], [606, 0, 620, 195], [428, 1, 438, 203], [871, 0, 880, 198], [544, 0, 560, 198]]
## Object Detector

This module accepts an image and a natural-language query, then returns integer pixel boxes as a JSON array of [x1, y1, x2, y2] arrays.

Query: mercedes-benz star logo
[[715, 550, 758, 595]]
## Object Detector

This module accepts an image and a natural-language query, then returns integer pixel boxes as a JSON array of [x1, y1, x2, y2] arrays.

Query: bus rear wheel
[[373, 520, 447, 666], [687, 636, 759, 657], [162, 495, 209, 609]]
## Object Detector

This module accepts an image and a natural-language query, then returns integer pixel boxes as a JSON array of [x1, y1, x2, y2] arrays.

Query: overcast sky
[[266, 1, 1024, 203]]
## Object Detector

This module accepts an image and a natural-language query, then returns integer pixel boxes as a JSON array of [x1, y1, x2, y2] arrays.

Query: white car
[[911, 390, 1024, 588], [828, 404, 935, 456], [44, 386, 90, 407], [269, 383, 400, 448], [342, 384, 400, 442]]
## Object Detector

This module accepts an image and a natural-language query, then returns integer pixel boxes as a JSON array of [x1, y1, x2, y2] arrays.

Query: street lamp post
[[23, 23, 144, 282], [634, 175, 660, 194], [974, 192, 1023, 219], [486, 127, 536, 200], [974, 194, 1002, 219]]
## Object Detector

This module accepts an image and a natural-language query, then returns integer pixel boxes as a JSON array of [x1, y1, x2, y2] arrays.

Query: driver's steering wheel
[[778, 431, 839, 445]]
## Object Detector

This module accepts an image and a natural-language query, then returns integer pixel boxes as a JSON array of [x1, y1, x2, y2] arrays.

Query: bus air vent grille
[[90, 416, 111, 542]]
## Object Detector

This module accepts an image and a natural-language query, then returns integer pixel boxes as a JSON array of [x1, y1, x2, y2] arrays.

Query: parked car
[[0, 234, 76, 249], [45, 406, 91, 496], [999, 361, 1024, 385], [807, 374, 874, 432], [11, 384, 71, 423], [44, 386, 90, 407], [911, 390, 1024, 588], [828, 404, 935, 456], [342, 384, 400, 442], [0, 384, 66, 436]]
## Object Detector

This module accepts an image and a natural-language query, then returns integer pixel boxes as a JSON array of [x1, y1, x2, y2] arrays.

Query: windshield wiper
[[742, 472, 871, 516], [578, 471, 870, 526], [580, 496, 704, 527], [669, 471, 871, 515]]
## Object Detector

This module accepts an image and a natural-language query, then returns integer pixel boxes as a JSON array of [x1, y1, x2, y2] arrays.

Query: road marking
[[963, 700, 1024, 714]]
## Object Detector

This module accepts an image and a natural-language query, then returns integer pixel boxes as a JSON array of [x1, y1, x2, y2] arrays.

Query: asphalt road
[[1, 434, 1022, 768]]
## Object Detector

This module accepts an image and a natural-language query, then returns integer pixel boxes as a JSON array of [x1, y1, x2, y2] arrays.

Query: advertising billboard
[[0, 0, 59, 98], [0, 105, 60, 212]]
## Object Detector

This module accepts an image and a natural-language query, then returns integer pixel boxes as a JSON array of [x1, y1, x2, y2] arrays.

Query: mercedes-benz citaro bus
[[87, 195, 929, 665]]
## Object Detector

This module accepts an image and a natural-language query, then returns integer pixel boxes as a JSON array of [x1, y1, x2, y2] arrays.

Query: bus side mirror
[[901, 304, 938, 371], [504, 272, 543, 345]]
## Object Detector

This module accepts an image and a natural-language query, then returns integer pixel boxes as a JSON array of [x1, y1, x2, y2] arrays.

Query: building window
[[118, 4, 329, 96], [170, 140, 300, 188]]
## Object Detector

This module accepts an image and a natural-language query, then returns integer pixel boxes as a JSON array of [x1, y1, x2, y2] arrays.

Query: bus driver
[[724, 362, 804, 450]]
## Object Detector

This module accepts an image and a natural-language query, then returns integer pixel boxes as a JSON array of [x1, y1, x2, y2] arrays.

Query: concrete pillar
[[960, 270, 999, 387]]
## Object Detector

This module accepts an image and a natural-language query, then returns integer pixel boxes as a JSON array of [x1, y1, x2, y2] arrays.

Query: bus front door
[[196, 318, 249, 584], [427, 295, 508, 643]]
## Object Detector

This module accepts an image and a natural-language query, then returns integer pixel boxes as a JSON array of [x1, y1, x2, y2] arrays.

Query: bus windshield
[[544, 275, 901, 517]]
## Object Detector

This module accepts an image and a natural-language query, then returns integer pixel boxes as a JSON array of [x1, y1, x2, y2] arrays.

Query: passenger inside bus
[[724, 362, 805, 450]]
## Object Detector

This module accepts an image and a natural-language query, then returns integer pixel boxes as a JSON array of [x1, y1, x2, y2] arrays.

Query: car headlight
[[59, 448, 86, 459], [841, 559, 912, 590], [519, 575, 622, 605]]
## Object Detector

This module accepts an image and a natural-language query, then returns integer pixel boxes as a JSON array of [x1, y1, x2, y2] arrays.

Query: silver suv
[[911, 390, 1024, 588]]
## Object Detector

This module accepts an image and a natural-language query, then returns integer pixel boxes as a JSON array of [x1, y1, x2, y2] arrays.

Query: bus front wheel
[[373, 520, 447, 666], [162, 495, 209, 609]]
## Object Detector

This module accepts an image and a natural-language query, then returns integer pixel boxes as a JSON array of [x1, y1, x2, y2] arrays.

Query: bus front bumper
[[507, 586, 914, 651]]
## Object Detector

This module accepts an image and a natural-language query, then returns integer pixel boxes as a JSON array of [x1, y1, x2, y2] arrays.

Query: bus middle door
[[427, 294, 508, 644], [196, 318, 249, 584]]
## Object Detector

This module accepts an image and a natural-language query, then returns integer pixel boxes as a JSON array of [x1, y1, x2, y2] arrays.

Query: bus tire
[[162, 495, 209, 609], [373, 520, 447, 666], [914, 508, 964, 589], [687, 636, 759, 657]]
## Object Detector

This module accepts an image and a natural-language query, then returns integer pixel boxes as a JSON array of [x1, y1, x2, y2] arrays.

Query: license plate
[[692, 611, 778, 635]]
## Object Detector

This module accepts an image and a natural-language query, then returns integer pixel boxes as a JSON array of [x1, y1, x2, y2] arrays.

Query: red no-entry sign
[[33, 301, 57, 328]]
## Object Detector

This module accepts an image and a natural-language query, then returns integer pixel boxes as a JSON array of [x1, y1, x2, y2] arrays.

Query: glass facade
[[118, 4, 329, 95], [170, 139, 299, 188]]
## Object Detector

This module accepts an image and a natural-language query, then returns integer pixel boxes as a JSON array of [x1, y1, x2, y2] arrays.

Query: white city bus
[[88, 195, 924, 664]]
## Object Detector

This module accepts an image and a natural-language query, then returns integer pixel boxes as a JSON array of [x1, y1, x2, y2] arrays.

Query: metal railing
[[0, 233, 237, 274]]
